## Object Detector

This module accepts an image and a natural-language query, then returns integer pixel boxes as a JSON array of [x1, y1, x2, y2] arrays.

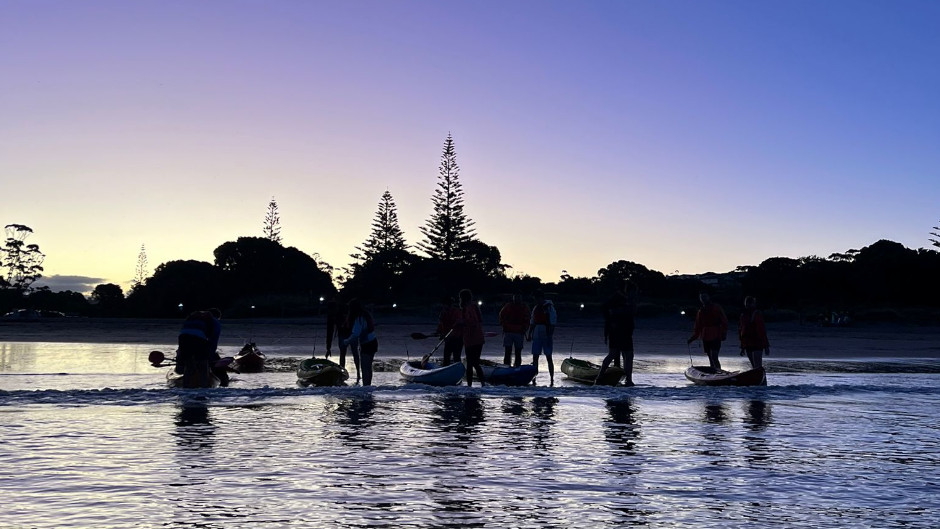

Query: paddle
[[420, 329, 453, 367], [687, 342, 695, 365], [148, 350, 235, 370], [412, 331, 497, 340]]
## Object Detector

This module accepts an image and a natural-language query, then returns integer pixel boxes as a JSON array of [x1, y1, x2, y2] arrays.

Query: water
[[2, 342, 939, 528]]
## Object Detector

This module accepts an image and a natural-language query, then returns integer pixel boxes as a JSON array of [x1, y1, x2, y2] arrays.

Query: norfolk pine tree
[[418, 133, 477, 261], [263, 197, 282, 244]]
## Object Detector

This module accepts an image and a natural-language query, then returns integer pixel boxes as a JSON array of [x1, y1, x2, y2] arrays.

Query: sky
[[2, 0, 939, 294]]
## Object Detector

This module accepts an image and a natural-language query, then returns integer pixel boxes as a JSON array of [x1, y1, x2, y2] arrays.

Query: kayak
[[166, 368, 221, 388], [232, 342, 266, 373], [297, 357, 349, 386], [684, 366, 767, 386], [561, 357, 625, 386], [400, 360, 466, 386], [478, 359, 537, 386]]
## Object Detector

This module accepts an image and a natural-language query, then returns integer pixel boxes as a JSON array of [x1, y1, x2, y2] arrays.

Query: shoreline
[[2, 316, 939, 358]]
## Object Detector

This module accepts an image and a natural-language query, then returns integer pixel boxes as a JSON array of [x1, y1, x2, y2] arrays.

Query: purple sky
[[2, 1, 938, 294]]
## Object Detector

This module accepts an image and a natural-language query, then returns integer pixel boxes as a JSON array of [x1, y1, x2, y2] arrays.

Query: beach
[[3, 315, 939, 359]]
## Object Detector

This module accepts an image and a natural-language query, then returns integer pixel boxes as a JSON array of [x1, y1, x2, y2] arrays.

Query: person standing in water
[[343, 299, 377, 386], [437, 296, 463, 366], [739, 296, 770, 369], [687, 293, 729, 370], [527, 290, 557, 386], [595, 281, 638, 386], [498, 294, 529, 367], [459, 289, 486, 387], [327, 300, 359, 377]]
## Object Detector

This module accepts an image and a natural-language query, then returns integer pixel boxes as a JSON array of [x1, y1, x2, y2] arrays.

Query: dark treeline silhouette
[[4, 237, 940, 324], [5, 134, 940, 323]]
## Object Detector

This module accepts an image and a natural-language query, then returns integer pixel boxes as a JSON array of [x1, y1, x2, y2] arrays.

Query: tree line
[[4, 137, 940, 322]]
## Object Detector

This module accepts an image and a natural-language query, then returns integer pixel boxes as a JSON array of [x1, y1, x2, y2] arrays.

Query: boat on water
[[297, 357, 349, 387], [684, 365, 767, 386], [400, 360, 466, 386], [561, 357, 626, 386], [478, 359, 537, 386], [232, 342, 266, 373], [166, 368, 222, 388]]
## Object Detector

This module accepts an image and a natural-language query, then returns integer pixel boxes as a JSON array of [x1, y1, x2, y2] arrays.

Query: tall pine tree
[[263, 197, 282, 244], [418, 133, 476, 260], [351, 189, 409, 270]]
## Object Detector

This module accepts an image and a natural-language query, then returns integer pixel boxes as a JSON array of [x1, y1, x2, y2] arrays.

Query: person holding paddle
[[342, 299, 377, 386], [458, 289, 487, 387], [176, 308, 226, 387], [687, 293, 729, 370]]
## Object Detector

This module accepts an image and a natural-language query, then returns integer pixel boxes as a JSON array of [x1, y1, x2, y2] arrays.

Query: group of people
[[176, 286, 770, 389], [435, 289, 557, 386], [683, 292, 771, 372]]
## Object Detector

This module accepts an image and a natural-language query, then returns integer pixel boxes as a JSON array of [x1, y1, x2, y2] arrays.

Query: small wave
[[2, 381, 938, 407]]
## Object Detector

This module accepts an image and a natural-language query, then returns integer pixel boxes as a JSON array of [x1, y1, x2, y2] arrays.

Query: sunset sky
[[2, 1, 938, 294]]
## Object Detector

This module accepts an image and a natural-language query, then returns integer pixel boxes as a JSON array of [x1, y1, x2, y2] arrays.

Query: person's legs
[[594, 348, 618, 385], [360, 340, 377, 386], [704, 339, 722, 370], [351, 343, 362, 383], [503, 333, 513, 365], [746, 347, 763, 369], [338, 342, 349, 370], [545, 335, 554, 384], [466, 344, 484, 386]]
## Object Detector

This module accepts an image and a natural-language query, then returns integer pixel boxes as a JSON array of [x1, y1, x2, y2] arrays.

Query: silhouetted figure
[[527, 290, 557, 385], [327, 300, 358, 375], [595, 281, 638, 386], [176, 309, 226, 387], [342, 299, 377, 386], [437, 296, 463, 366], [739, 296, 770, 369], [498, 294, 529, 366], [687, 293, 728, 370], [459, 289, 486, 387]]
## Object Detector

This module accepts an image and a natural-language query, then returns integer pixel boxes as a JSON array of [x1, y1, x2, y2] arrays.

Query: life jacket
[[531, 301, 554, 326], [179, 311, 213, 340]]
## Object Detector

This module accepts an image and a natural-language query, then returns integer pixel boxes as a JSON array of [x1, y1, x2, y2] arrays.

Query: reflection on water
[[605, 398, 638, 455], [4, 381, 940, 529]]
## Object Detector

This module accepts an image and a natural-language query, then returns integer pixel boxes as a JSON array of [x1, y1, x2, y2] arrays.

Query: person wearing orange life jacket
[[458, 289, 487, 387], [687, 293, 729, 370], [738, 296, 770, 369], [498, 293, 529, 367], [176, 308, 227, 387], [526, 290, 557, 386]]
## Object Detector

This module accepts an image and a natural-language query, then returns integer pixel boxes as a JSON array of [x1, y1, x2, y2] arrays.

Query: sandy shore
[[2, 316, 939, 358]]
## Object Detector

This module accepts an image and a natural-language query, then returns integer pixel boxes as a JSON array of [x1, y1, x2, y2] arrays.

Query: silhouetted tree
[[132, 244, 148, 291], [131, 260, 228, 316], [27, 288, 90, 315], [418, 133, 477, 260], [350, 190, 411, 270], [91, 283, 125, 316], [263, 197, 282, 244], [931, 221, 940, 249], [213, 237, 334, 298], [1, 224, 45, 292]]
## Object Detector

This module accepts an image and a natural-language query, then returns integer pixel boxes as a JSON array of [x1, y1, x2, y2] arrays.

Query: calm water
[[1, 342, 939, 528]]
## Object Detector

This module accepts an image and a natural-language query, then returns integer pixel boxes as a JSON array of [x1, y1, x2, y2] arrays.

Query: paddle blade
[[148, 350, 165, 365], [411, 332, 437, 340]]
